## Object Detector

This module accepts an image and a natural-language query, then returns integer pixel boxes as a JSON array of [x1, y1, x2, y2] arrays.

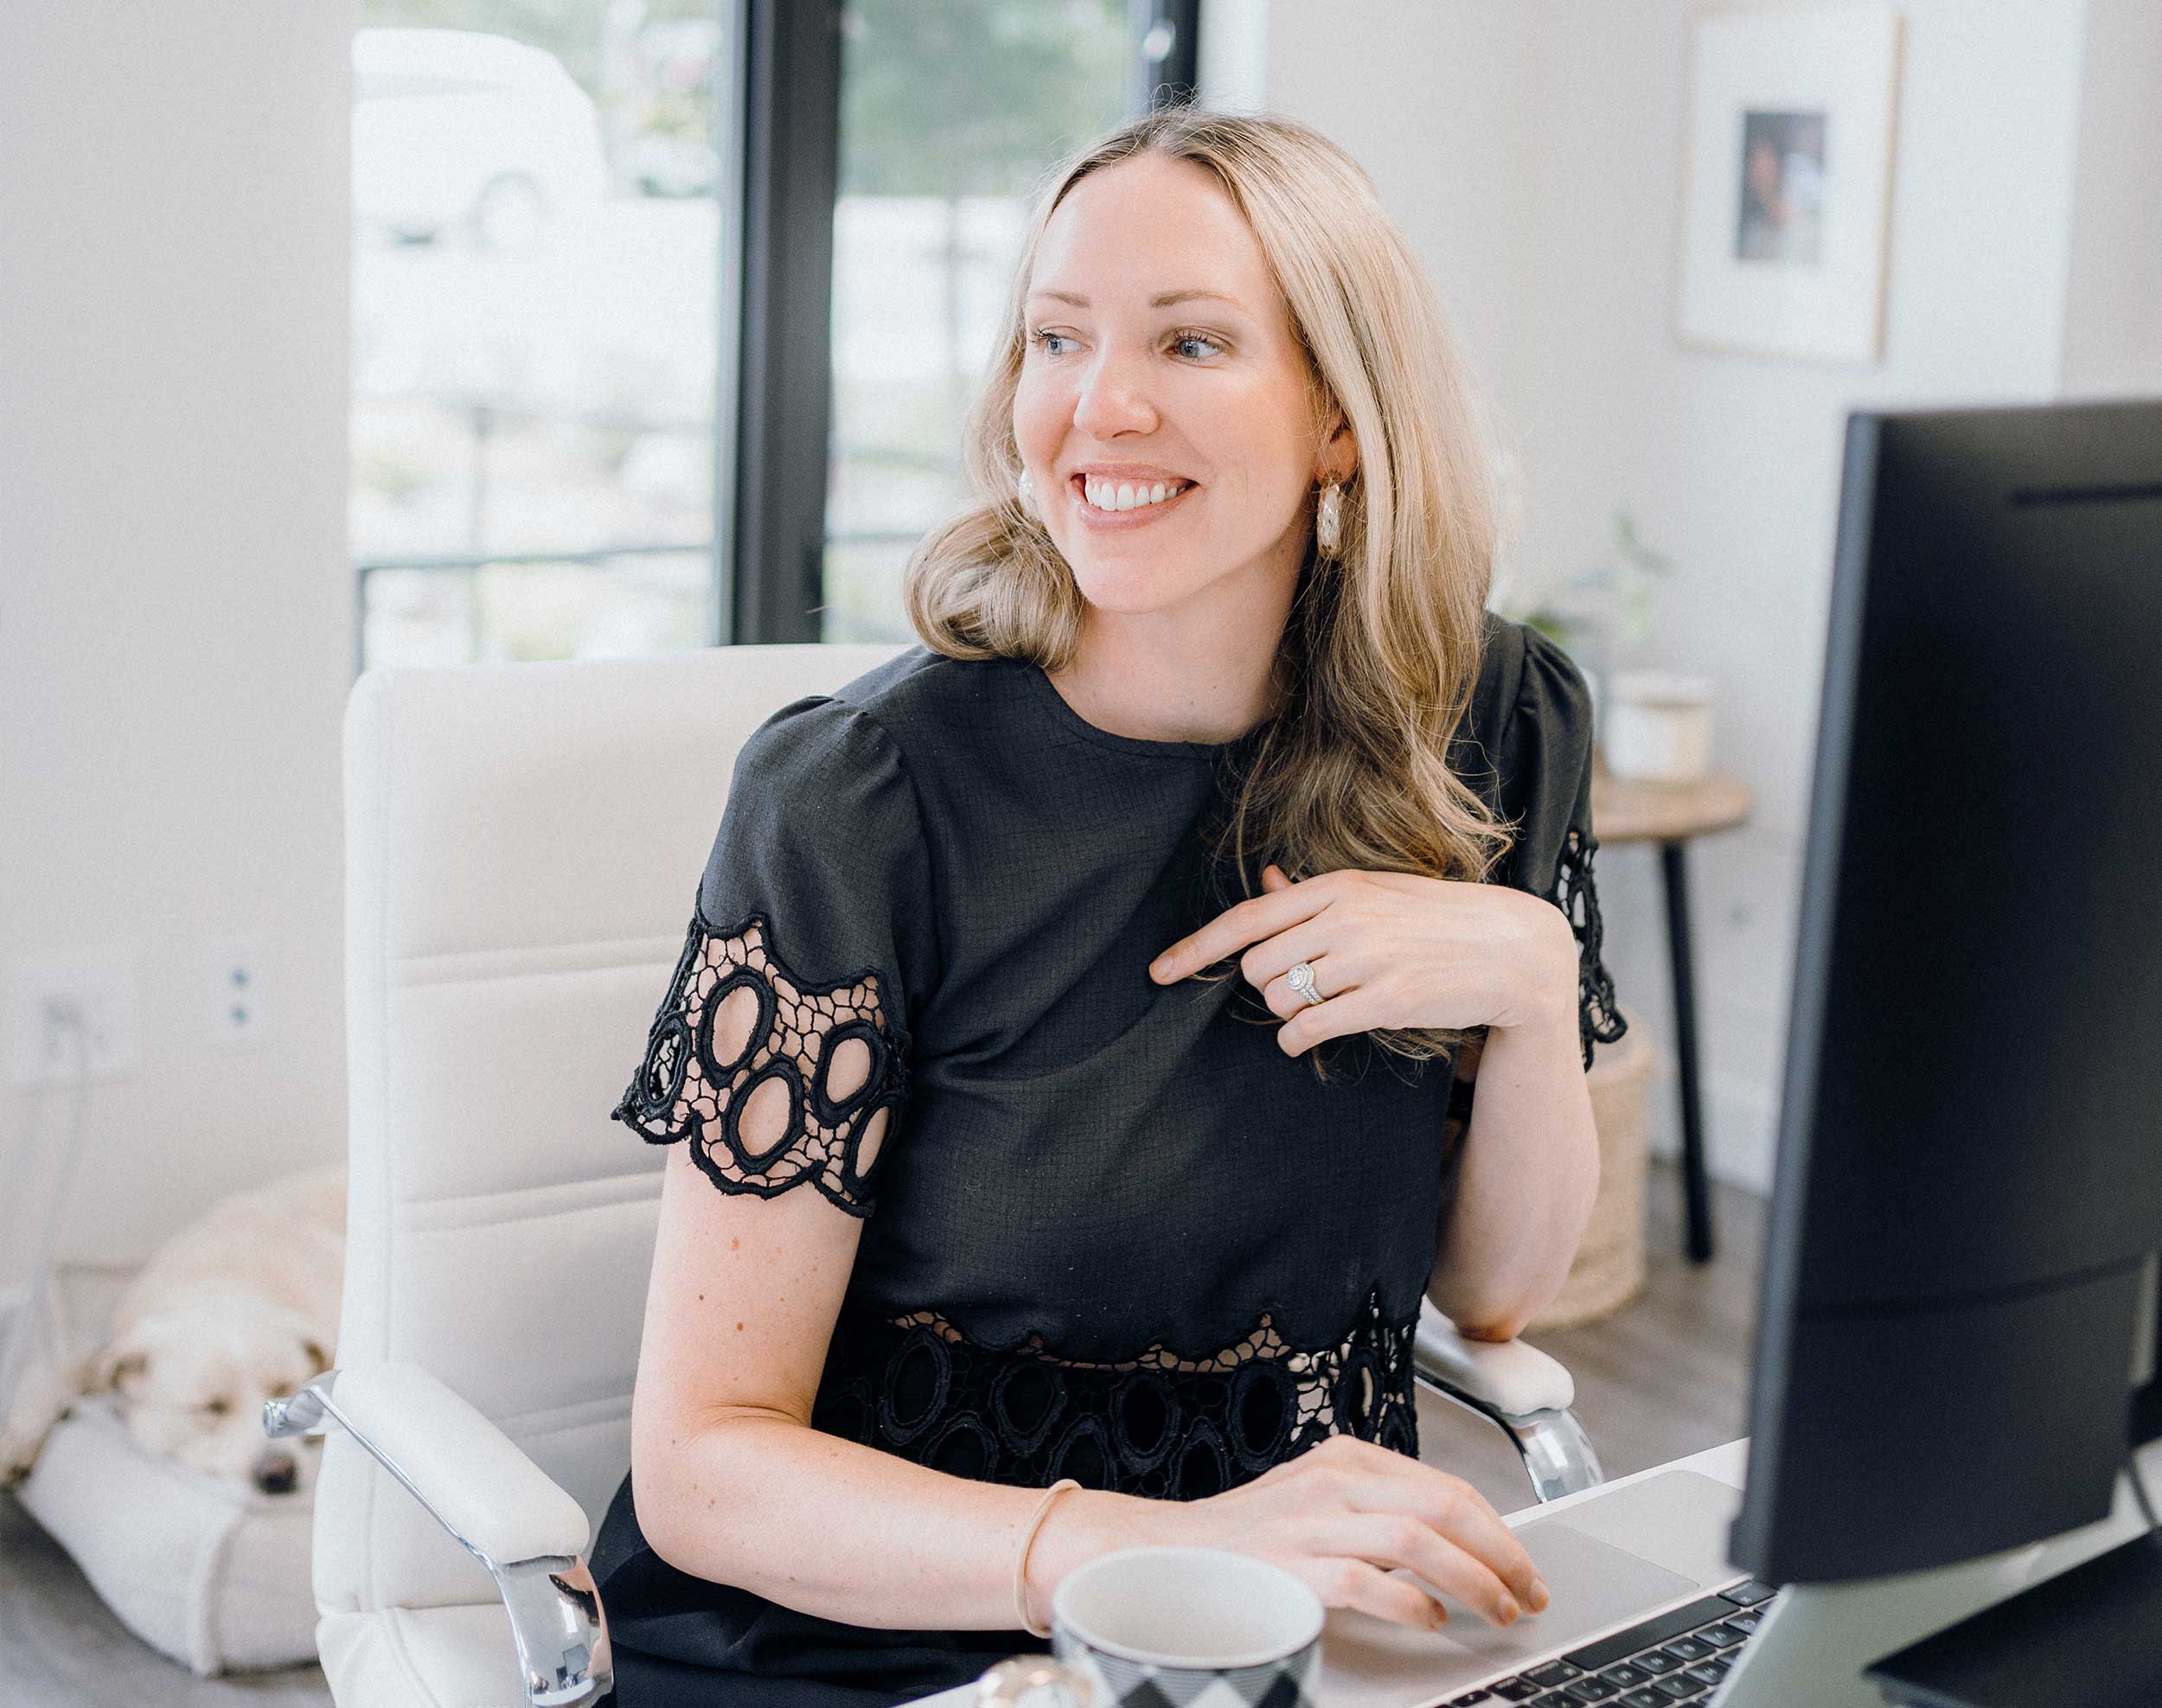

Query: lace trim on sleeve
[[1552, 827, 1626, 1071], [611, 911, 905, 1217]]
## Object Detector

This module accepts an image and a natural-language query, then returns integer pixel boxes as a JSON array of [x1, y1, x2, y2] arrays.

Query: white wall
[[1255, 4, 1542, 443], [2060, 0, 2162, 398], [0, 3, 358, 1286], [1263, 1, 2143, 1193]]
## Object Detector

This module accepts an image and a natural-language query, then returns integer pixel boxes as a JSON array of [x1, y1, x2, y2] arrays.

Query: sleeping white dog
[[1, 1163, 345, 1495]]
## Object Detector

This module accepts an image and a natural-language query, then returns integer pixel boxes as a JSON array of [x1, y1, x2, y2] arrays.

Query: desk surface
[[907, 1438, 1752, 1708]]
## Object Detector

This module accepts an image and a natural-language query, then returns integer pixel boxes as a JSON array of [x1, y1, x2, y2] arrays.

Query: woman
[[592, 106, 1624, 1707]]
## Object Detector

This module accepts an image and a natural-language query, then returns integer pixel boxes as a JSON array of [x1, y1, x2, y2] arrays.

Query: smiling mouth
[[1071, 475, 1196, 515]]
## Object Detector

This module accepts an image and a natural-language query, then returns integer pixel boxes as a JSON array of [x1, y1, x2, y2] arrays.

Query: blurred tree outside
[[841, 0, 1126, 197]]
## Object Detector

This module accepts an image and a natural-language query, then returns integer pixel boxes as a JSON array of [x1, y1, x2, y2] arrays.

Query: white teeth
[[1082, 477, 1188, 513]]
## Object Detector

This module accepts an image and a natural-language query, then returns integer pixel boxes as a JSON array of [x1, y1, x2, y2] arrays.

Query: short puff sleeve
[[1484, 620, 1627, 1071], [611, 695, 937, 1217]]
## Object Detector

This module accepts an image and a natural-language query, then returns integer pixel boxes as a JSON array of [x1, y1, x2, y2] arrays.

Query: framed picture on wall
[[1675, 4, 1904, 363]]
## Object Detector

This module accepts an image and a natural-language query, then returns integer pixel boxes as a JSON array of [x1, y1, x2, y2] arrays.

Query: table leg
[[1660, 840, 1716, 1264]]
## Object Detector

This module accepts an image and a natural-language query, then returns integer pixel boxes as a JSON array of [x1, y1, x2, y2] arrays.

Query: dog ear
[[87, 1336, 149, 1395]]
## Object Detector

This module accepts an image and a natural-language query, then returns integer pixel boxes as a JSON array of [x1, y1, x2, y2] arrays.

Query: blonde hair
[[903, 107, 1513, 1076]]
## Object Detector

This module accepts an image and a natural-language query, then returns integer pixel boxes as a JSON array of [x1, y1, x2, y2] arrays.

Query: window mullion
[[732, 0, 844, 645]]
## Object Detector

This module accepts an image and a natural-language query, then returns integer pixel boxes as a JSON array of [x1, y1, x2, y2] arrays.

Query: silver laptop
[[1316, 1467, 1769, 1707]]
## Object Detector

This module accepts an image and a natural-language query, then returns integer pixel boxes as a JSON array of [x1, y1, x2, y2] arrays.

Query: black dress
[[590, 612, 1623, 1707]]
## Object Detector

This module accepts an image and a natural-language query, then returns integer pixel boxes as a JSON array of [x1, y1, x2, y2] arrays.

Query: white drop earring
[[1017, 469, 1039, 521], [1315, 479, 1344, 559]]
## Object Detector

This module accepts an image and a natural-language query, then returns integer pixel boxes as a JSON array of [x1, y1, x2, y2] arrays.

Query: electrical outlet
[[207, 935, 269, 1044], [7, 948, 138, 1088]]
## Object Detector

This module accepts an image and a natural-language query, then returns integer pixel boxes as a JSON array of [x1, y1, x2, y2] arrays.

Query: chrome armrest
[[266, 1363, 611, 1708], [1411, 1300, 1603, 1502]]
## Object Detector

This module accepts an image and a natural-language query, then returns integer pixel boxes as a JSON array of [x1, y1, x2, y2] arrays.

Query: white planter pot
[[1605, 671, 1714, 783]]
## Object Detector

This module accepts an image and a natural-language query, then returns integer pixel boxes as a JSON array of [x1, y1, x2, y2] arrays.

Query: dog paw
[[0, 1423, 46, 1486], [1, 1359, 84, 1485]]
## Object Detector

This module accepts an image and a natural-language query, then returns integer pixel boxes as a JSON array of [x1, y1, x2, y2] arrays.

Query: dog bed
[[14, 1394, 318, 1675]]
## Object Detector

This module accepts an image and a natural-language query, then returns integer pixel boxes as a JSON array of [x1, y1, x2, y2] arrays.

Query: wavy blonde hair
[[903, 107, 1514, 1076]]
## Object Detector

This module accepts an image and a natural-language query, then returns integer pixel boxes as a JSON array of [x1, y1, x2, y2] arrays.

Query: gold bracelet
[[1012, 1477, 1083, 1639]]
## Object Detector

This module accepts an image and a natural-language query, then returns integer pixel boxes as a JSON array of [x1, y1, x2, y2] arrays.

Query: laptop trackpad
[[1321, 1524, 1695, 1690], [1306, 1505, 1730, 1704]]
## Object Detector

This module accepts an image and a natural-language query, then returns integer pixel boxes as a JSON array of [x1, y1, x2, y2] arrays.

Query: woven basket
[[1527, 1001, 1654, 1331]]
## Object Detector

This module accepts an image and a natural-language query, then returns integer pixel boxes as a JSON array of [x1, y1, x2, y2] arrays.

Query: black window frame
[[725, 0, 1200, 645]]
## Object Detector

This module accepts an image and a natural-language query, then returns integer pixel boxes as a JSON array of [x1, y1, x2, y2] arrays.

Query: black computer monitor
[[1730, 397, 2162, 1592]]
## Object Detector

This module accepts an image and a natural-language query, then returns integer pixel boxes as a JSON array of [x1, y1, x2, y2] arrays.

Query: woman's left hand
[[1148, 865, 1577, 1056]]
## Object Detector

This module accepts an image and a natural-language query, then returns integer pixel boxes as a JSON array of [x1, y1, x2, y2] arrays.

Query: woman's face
[[1012, 152, 1348, 621]]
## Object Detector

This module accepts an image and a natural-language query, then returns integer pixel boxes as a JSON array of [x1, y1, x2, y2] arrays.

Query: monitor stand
[[1865, 1530, 2162, 1706], [1712, 1462, 2155, 1707]]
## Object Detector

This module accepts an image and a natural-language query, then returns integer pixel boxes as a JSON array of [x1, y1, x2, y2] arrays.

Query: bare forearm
[[636, 1414, 1168, 1631], [1426, 1004, 1600, 1340]]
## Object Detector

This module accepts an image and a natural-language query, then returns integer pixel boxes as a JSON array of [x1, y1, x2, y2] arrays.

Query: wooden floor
[[0, 1160, 1764, 1705]]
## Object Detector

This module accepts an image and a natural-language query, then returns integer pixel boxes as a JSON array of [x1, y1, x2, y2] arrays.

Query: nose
[[1071, 347, 1159, 440], [253, 1448, 299, 1495]]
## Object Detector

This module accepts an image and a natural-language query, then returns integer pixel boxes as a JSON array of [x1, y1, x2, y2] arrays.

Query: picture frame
[[1675, 4, 1904, 363]]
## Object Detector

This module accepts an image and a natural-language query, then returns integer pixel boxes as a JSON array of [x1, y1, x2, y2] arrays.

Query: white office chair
[[270, 644, 1601, 1708]]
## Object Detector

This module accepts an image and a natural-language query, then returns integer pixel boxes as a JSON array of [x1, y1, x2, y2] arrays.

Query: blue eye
[[1028, 328, 1075, 357], [1171, 331, 1224, 360]]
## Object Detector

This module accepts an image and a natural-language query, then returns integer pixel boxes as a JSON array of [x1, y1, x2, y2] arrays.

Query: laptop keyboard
[[1441, 1578, 1778, 1705]]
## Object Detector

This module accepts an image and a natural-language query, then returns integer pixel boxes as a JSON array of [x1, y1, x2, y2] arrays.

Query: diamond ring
[[1286, 961, 1325, 1008]]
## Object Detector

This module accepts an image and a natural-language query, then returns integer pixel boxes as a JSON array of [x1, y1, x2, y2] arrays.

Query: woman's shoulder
[[1456, 612, 1593, 787], [739, 644, 1007, 782], [1468, 612, 1592, 742], [827, 643, 1027, 758]]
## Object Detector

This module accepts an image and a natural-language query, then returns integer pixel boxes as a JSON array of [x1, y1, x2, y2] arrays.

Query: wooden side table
[[1590, 761, 1754, 1265]]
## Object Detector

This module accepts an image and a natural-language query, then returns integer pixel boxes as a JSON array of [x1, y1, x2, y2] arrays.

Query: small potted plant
[[1504, 511, 1712, 784]]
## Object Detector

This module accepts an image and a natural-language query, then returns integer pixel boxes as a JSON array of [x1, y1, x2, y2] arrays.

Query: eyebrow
[[1027, 288, 1244, 310]]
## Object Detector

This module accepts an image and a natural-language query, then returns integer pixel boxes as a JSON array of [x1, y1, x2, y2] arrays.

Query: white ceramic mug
[[975, 1546, 1325, 1708]]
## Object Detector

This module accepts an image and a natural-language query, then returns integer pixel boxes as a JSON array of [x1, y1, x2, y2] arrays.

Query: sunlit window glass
[[351, 2, 734, 669]]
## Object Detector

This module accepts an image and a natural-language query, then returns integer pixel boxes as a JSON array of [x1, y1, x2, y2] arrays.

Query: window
[[350, 1, 1194, 668]]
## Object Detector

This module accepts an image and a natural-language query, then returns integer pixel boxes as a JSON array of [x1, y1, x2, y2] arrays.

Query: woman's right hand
[[1156, 1434, 1551, 1634]]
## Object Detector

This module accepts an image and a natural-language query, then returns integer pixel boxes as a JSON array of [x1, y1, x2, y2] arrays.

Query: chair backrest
[[317, 643, 906, 1616]]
